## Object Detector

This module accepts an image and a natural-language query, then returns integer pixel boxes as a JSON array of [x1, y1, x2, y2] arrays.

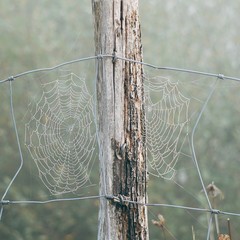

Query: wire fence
[[1, 54, 240, 239]]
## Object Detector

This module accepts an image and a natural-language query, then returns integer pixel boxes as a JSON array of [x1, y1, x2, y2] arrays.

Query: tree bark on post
[[92, 0, 148, 239]]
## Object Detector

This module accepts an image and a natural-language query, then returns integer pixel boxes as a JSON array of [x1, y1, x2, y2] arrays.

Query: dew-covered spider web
[[144, 76, 190, 180], [25, 71, 97, 195], [24, 69, 192, 195]]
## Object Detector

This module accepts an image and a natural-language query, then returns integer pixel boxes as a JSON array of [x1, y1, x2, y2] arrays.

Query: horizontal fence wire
[[1, 54, 240, 239], [1, 195, 104, 205], [2, 194, 240, 217], [1, 54, 240, 84]]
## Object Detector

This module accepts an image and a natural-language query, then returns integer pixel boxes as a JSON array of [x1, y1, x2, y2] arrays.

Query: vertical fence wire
[[0, 79, 24, 221], [190, 79, 218, 211]]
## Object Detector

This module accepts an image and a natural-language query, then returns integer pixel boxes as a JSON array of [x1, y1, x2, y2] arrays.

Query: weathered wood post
[[92, 0, 148, 239]]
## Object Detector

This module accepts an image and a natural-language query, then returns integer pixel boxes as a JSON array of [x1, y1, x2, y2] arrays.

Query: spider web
[[24, 69, 190, 194], [144, 76, 190, 180], [25, 72, 97, 195]]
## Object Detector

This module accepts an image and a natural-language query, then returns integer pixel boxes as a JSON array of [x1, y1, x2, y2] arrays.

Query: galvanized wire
[[0, 80, 24, 221], [1, 54, 240, 84]]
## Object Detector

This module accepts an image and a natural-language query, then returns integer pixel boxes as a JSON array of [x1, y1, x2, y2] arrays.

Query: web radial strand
[[144, 76, 190, 180], [25, 72, 97, 195]]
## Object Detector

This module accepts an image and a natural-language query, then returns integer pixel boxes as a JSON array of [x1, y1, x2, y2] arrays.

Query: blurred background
[[0, 0, 240, 239]]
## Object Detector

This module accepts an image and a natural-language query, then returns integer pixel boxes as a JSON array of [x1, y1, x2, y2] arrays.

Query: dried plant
[[152, 214, 167, 240], [152, 214, 165, 228], [205, 182, 224, 236], [206, 182, 224, 200], [192, 226, 196, 240], [218, 234, 230, 240], [152, 214, 178, 240]]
